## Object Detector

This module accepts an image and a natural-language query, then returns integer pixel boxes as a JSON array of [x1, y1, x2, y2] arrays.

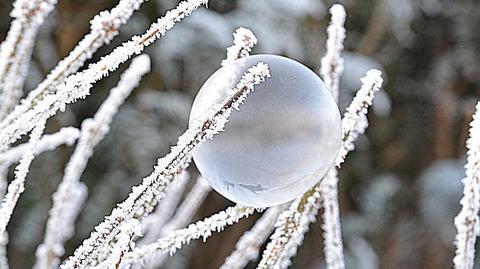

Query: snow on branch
[[59, 62, 270, 269], [34, 54, 150, 269], [257, 69, 383, 269], [121, 206, 256, 268], [0, 119, 46, 238], [320, 4, 346, 102], [220, 206, 282, 269], [0, 0, 57, 119], [453, 101, 480, 269], [0, 0, 209, 152], [0, 0, 148, 130], [222, 27, 257, 66]]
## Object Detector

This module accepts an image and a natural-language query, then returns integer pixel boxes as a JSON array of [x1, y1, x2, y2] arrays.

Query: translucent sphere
[[189, 54, 341, 207]]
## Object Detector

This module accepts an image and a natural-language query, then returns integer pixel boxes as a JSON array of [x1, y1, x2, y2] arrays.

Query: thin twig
[[142, 176, 211, 269], [220, 206, 282, 269], [453, 101, 480, 269], [121, 206, 257, 268], [318, 5, 347, 269], [0, 119, 46, 238], [222, 27, 257, 66]]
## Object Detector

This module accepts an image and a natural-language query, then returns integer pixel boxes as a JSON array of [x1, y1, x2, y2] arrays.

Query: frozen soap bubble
[[189, 54, 341, 207]]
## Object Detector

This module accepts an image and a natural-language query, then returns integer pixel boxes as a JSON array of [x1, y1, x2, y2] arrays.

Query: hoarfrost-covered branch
[[319, 169, 344, 269], [0, 120, 46, 238], [320, 4, 346, 102], [318, 5, 347, 269], [142, 176, 211, 269], [0, 126, 79, 199], [160, 176, 211, 235], [36, 182, 87, 269], [453, 101, 480, 269], [336, 69, 383, 165], [0, 0, 148, 129], [0, 0, 57, 119], [0, 0, 209, 152], [257, 69, 383, 269], [122, 206, 256, 268], [222, 27, 257, 66], [0, 232, 8, 269], [140, 172, 191, 245], [59, 62, 270, 269], [220, 207, 282, 269], [0, 168, 7, 204], [256, 187, 322, 269], [0, 127, 79, 166], [34, 55, 150, 269], [98, 219, 141, 269]]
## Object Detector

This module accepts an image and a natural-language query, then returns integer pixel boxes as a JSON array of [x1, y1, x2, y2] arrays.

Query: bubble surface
[[189, 54, 341, 207]]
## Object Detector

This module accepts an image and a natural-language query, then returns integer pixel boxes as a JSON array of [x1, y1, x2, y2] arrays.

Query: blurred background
[[1, 0, 479, 268]]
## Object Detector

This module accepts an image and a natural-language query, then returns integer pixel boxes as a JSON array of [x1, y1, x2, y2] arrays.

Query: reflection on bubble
[[190, 54, 342, 207]]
